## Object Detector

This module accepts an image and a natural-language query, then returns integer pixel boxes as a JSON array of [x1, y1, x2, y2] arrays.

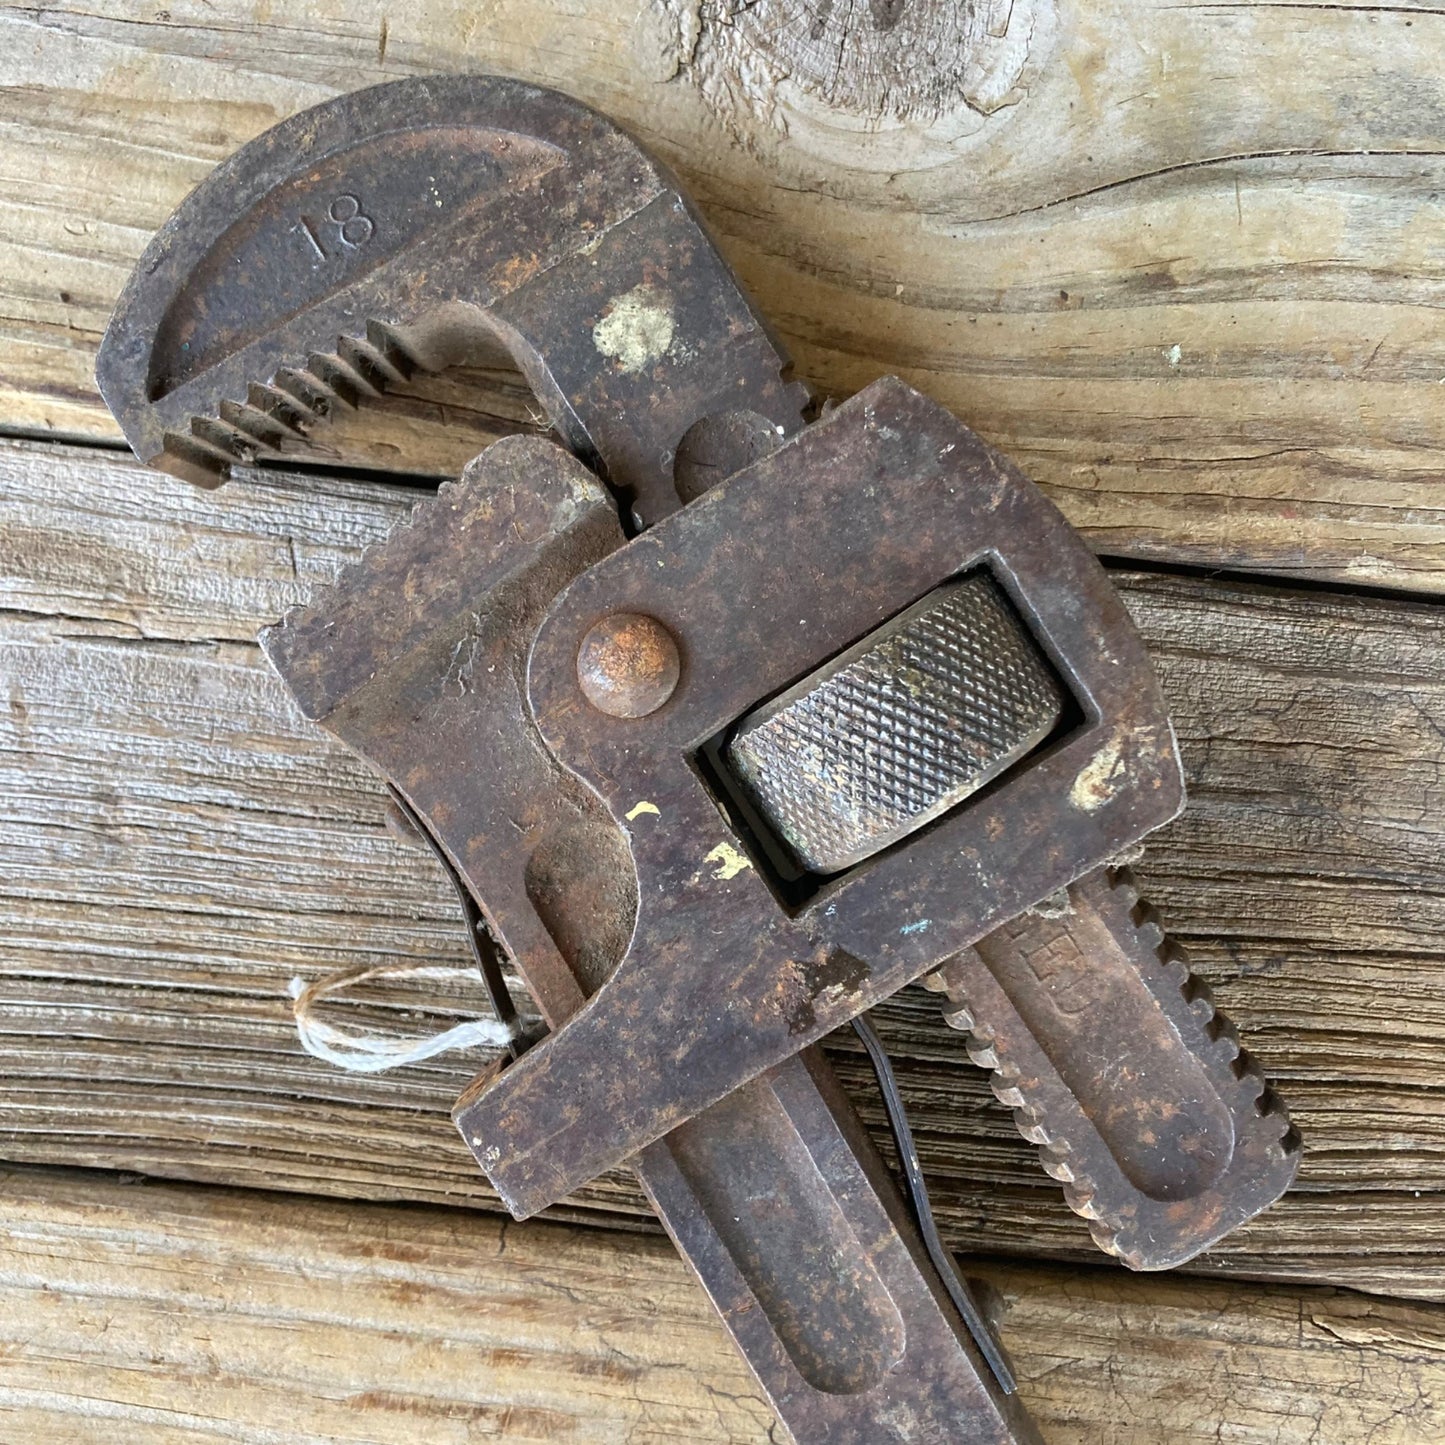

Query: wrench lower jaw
[[638, 1052, 1043, 1445], [933, 867, 1301, 1273]]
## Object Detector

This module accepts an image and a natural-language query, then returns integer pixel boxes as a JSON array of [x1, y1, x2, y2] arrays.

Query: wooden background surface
[[2, 1, 1444, 1440]]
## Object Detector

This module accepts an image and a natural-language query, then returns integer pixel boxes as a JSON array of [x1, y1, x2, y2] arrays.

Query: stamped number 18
[[293, 194, 374, 264]]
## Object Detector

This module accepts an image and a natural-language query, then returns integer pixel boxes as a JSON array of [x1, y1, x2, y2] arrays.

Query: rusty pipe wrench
[[97, 75, 1036, 1444], [96, 74, 1298, 1437]]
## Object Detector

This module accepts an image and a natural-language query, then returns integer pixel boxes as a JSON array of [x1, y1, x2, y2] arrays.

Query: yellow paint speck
[[626, 801, 661, 821], [1070, 735, 1126, 812], [703, 842, 753, 881]]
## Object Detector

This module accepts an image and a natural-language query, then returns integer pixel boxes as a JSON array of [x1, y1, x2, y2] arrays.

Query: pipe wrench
[[97, 75, 1299, 1443]]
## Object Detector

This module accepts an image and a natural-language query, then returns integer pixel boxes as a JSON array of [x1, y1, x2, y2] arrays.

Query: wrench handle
[[635, 1051, 1041, 1444], [926, 867, 1299, 1270]]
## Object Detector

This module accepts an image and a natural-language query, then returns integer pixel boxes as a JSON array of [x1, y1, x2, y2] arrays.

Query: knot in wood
[[677, 0, 1039, 123]]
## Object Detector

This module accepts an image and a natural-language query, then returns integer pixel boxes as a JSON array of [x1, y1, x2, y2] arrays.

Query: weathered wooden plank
[[2, 3, 1444, 586], [2, 1164, 1442, 1444], [3, 436, 1443, 1296], [0, 1166, 771, 1444]]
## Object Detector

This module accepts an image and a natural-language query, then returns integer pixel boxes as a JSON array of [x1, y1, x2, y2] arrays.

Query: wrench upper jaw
[[95, 73, 807, 517], [98, 309, 423, 490]]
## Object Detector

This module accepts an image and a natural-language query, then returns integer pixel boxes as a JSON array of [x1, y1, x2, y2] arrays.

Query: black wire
[[851, 1011, 1017, 1395], [385, 784, 536, 1062]]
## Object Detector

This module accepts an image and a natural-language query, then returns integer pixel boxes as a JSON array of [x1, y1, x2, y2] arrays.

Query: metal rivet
[[577, 613, 680, 718]]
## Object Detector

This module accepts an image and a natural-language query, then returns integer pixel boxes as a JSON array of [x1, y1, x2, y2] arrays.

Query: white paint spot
[[703, 841, 754, 881], [1164, 343, 1183, 368], [899, 919, 932, 936], [625, 800, 661, 821], [1344, 554, 1387, 578], [593, 284, 676, 374]]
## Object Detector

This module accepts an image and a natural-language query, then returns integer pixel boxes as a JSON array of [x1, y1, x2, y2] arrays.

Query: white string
[[288, 962, 512, 1073]]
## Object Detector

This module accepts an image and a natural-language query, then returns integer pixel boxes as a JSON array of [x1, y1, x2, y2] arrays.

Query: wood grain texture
[[3, 1164, 1443, 1444], [1, 2, 1443, 587], [0, 1166, 771, 1444], [4, 435, 1443, 1298]]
